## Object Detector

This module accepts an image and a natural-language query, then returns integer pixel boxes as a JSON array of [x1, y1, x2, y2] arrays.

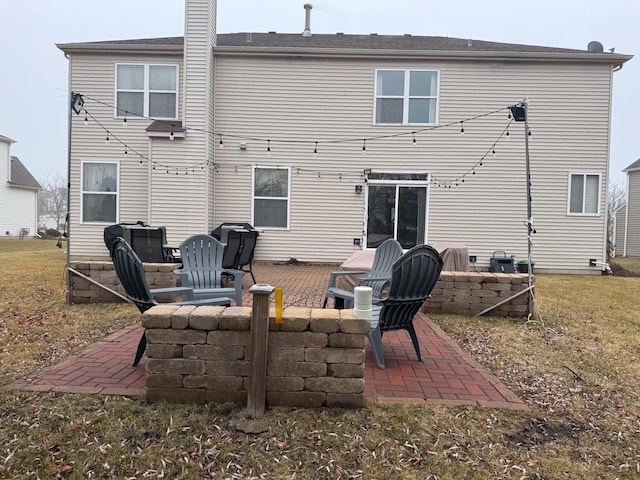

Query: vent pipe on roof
[[303, 4, 312, 37]]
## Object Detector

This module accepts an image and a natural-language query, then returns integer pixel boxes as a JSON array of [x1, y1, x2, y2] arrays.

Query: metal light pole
[[510, 99, 534, 315]]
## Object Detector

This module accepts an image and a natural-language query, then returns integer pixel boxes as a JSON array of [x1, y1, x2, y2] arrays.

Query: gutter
[[213, 46, 633, 66]]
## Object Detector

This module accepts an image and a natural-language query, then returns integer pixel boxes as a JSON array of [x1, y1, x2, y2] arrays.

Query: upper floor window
[[81, 162, 118, 223], [252, 166, 290, 229], [116, 64, 178, 119], [375, 69, 439, 125], [568, 173, 600, 215]]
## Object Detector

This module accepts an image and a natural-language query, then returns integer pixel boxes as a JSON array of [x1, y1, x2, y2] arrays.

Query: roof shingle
[[9, 157, 42, 190]]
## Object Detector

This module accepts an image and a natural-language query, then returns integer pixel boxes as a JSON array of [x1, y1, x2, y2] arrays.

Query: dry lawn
[[1, 238, 639, 479]]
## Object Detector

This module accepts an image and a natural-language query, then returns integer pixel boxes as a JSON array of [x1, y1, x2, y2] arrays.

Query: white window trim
[[251, 165, 291, 230], [567, 172, 601, 216], [114, 63, 179, 120], [80, 161, 119, 224], [373, 69, 440, 126]]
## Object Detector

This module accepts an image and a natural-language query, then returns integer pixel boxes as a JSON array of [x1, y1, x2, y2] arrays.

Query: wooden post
[[246, 284, 274, 419]]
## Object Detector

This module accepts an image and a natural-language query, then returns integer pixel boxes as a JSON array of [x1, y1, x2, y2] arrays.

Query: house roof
[[623, 159, 640, 173], [9, 156, 42, 190], [0, 134, 15, 144], [57, 33, 632, 66]]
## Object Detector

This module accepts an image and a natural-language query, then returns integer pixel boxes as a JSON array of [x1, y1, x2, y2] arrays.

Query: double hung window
[[568, 173, 601, 215], [253, 167, 290, 229], [81, 162, 118, 223], [116, 64, 178, 119], [375, 69, 439, 125]]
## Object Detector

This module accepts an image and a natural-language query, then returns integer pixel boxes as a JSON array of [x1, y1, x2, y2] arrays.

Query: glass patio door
[[365, 175, 428, 249]]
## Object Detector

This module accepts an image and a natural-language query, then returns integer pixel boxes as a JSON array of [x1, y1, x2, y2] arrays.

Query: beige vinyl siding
[[67, 52, 183, 259], [615, 204, 626, 256], [213, 54, 613, 271], [626, 171, 640, 256]]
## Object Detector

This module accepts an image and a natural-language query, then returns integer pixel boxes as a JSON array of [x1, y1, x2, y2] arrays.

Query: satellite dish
[[587, 41, 604, 53]]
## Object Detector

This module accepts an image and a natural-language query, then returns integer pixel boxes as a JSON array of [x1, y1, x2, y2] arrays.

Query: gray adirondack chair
[[367, 244, 443, 369], [323, 238, 403, 309], [110, 237, 232, 366], [175, 234, 245, 306]]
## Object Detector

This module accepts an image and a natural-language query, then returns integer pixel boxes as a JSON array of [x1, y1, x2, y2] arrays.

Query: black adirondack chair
[[111, 236, 231, 366], [367, 244, 443, 369]]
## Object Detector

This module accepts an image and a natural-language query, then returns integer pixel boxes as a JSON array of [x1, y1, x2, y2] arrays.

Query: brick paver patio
[[15, 262, 525, 409]]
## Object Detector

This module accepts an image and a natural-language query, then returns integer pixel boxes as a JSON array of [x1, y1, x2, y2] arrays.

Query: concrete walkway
[[15, 262, 525, 409]]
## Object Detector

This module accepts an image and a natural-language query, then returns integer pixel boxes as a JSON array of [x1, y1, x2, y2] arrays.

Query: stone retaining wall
[[423, 271, 533, 318], [68, 261, 181, 303], [142, 305, 369, 408], [67, 262, 533, 318]]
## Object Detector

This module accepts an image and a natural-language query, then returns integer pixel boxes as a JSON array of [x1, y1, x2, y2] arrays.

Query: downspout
[[65, 53, 72, 304], [623, 172, 630, 256]]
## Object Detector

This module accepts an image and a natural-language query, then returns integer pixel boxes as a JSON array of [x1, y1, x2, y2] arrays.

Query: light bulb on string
[[267, 140, 271, 157], [506, 129, 510, 139], [528, 128, 532, 136], [460, 122, 465, 135], [105, 133, 110, 144], [412, 132, 417, 146], [124, 146, 128, 155], [122, 115, 127, 127], [83, 112, 88, 126], [219, 134, 224, 149], [492, 149, 496, 156], [313, 142, 318, 157], [169, 128, 175, 141], [362, 139, 366, 156]]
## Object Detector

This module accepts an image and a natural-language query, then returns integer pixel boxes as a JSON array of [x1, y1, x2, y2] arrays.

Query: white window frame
[[251, 166, 291, 230], [567, 172, 601, 216], [373, 69, 440, 125], [115, 63, 179, 120], [80, 161, 119, 224]]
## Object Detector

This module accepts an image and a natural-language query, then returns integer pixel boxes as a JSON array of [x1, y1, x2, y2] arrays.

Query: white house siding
[[625, 170, 640, 256], [0, 140, 39, 237], [66, 52, 183, 259], [212, 54, 614, 272]]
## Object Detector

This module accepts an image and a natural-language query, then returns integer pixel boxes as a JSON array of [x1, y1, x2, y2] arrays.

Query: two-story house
[[0, 135, 41, 237], [57, 0, 632, 276]]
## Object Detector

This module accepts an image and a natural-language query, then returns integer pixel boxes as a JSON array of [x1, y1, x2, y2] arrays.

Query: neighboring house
[[0, 135, 41, 237], [57, 0, 632, 273], [614, 159, 640, 257]]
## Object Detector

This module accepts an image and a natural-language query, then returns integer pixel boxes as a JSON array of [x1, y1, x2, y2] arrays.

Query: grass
[[1, 238, 639, 479]]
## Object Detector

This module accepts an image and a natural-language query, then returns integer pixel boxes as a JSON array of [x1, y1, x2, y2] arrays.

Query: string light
[[219, 134, 224, 149], [77, 95, 519, 186], [313, 141, 318, 156], [122, 115, 127, 127], [83, 112, 88, 126]]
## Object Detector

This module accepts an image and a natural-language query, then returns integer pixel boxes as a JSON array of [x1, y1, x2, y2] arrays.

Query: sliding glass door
[[365, 173, 429, 249]]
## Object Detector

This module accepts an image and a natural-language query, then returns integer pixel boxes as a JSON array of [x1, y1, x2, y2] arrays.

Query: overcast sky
[[1, 0, 638, 185]]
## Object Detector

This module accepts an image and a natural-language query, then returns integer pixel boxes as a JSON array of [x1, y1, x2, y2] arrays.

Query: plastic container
[[517, 259, 534, 274]]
